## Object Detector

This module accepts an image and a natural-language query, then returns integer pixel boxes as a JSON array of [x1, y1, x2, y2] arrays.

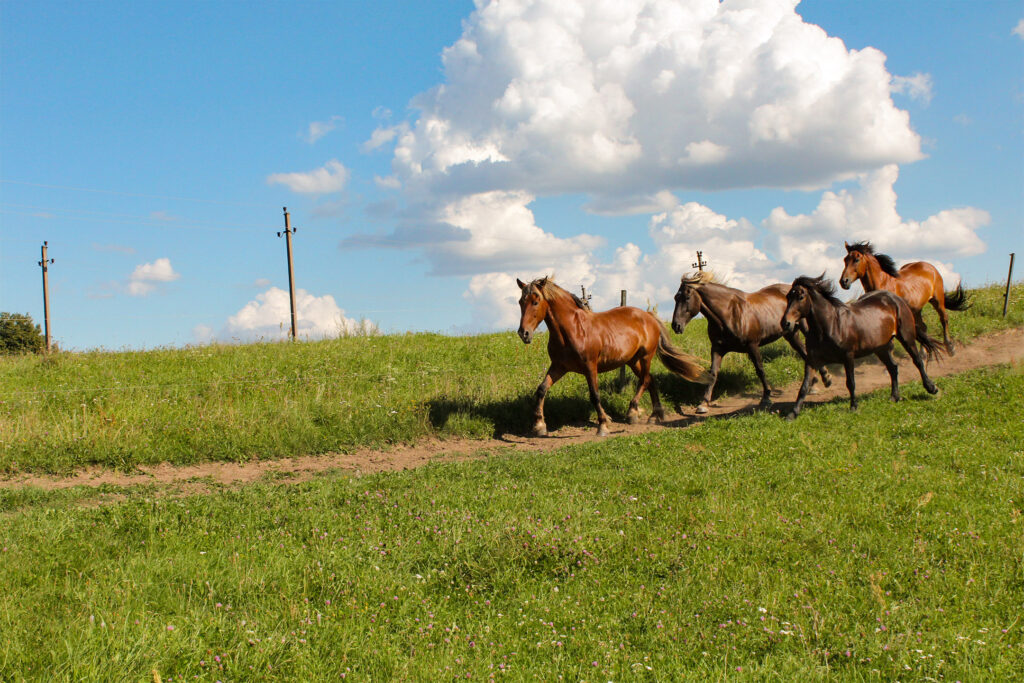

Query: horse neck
[[861, 256, 896, 291], [695, 284, 736, 329], [806, 290, 843, 341], [542, 292, 582, 347]]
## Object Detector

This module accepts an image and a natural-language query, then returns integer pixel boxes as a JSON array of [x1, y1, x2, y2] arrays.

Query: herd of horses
[[516, 241, 970, 434]]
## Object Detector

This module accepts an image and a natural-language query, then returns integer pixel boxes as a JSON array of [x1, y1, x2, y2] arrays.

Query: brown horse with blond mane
[[781, 274, 942, 420], [517, 276, 710, 437], [671, 271, 831, 414], [840, 241, 969, 354]]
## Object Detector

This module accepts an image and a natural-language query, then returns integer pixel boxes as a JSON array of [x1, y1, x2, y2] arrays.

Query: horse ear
[[844, 241, 851, 252], [516, 278, 526, 290]]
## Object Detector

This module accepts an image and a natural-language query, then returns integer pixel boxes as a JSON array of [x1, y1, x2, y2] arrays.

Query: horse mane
[[793, 274, 845, 308], [848, 241, 900, 277], [680, 270, 719, 288], [530, 277, 588, 310]]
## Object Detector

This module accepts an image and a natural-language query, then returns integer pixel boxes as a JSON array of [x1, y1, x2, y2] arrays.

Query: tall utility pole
[[692, 251, 707, 273], [38, 241, 54, 353], [1003, 252, 1015, 317], [277, 207, 298, 340]]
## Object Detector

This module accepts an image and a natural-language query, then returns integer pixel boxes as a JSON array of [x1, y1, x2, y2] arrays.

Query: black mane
[[793, 274, 845, 308], [848, 241, 900, 277]]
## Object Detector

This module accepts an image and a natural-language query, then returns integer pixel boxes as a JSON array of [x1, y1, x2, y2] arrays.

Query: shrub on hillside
[[0, 312, 47, 354]]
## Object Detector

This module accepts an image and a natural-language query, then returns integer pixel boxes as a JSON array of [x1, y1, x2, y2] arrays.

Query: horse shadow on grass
[[427, 373, 712, 439]]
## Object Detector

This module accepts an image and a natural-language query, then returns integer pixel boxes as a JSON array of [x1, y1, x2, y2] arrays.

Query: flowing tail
[[913, 311, 945, 360], [944, 282, 970, 311], [657, 326, 713, 384]]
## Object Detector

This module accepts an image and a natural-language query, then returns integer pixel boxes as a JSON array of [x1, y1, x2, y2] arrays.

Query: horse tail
[[943, 282, 971, 311], [657, 325, 713, 384], [912, 308, 945, 360]]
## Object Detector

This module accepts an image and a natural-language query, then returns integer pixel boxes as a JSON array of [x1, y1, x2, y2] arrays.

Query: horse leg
[[787, 361, 815, 421], [626, 356, 651, 425], [696, 347, 723, 414], [876, 342, 900, 402], [930, 296, 954, 355], [896, 328, 940, 396], [647, 374, 666, 424], [532, 364, 565, 436], [584, 365, 612, 436], [844, 356, 858, 411], [787, 328, 831, 388], [748, 345, 772, 409]]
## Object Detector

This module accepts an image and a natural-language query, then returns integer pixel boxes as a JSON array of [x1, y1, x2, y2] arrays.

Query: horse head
[[840, 241, 866, 290], [516, 277, 550, 344], [671, 275, 703, 334], [782, 277, 815, 333], [784, 274, 839, 333]]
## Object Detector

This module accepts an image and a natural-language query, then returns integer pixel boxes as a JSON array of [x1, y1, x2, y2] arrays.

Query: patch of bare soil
[[3, 328, 1022, 496]]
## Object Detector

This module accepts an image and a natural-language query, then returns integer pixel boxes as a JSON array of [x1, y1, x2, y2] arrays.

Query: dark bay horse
[[671, 272, 831, 414], [840, 241, 969, 354], [781, 274, 942, 420], [517, 276, 711, 436]]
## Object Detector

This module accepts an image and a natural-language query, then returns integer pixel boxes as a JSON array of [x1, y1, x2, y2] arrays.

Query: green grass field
[[1, 365, 1021, 679], [2, 282, 1020, 476]]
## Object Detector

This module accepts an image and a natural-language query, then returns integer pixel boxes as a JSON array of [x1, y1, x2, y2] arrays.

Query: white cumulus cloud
[[127, 257, 180, 296], [891, 72, 934, 104], [304, 115, 343, 144], [207, 287, 376, 342], [267, 160, 350, 195]]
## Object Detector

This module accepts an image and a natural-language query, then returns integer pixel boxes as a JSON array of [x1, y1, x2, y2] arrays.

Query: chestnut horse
[[840, 241, 969, 354], [517, 276, 710, 436], [671, 272, 831, 414], [781, 275, 942, 420]]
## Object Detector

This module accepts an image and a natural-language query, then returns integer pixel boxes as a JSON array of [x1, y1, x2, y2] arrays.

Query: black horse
[[672, 272, 830, 413], [781, 274, 942, 420]]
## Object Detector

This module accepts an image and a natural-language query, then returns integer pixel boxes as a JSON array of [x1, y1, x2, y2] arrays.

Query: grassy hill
[[1, 282, 1021, 475], [0, 365, 1020, 679]]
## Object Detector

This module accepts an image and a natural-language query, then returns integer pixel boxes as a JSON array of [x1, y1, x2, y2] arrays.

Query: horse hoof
[[647, 412, 664, 424], [597, 424, 610, 437], [786, 412, 798, 421], [532, 423, 548, 437], [890, 395, 901, 403], [820, 372, 833, 388], [926, 383, 939, 395], [627, 413, 641, 425], [695, 404, 709, 415]]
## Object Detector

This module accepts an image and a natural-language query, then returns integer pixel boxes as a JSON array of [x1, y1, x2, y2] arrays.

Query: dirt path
[[4, 327, 1022, 494]]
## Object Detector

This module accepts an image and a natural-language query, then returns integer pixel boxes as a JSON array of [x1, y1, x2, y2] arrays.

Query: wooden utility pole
[[619, 289, 628, 388], [38, 241, 54, 353], [1003, 252, 1015, 317], [278, 207, 298, 340], [692, 251, 707, 272], [579, 285, 592, 310]]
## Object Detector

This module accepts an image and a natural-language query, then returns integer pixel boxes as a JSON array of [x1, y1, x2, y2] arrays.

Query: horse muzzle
[[839, 277, 851, 290], [780, 319, 795, 334], [671, 321, 683, 334], [518, 328, 532, 344]]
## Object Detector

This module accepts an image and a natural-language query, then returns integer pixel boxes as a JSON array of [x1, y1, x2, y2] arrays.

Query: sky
[[1, 0, 1021, 350]]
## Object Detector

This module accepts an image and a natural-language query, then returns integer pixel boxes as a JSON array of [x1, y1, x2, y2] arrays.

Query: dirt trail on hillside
[[4, 328, 1022, 494]]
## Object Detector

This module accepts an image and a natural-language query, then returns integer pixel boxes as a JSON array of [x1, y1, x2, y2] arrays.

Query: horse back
[[889, 261, 943, 310]]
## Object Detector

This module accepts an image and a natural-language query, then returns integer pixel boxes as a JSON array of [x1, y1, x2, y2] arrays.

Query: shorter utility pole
[[277, 207, 298, 340], [1003, 252, 1015, 318], [619, 289, 628, 388], [38, 241, 54, 353], [692, 250, 707, 273], [579, 285, 592, 310]]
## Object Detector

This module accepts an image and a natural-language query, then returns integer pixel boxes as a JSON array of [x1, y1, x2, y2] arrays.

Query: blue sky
[[2, 0, 1021, 350]]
